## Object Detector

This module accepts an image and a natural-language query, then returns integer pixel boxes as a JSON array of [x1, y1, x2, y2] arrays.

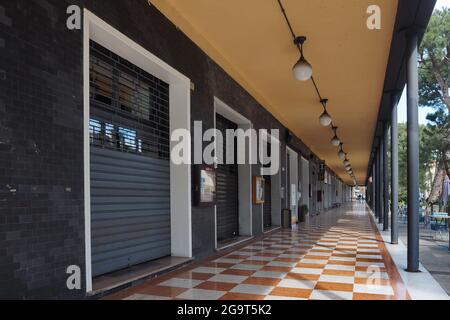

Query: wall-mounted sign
[[318, 161, 325, 182], [253, 176, 265, 204], [194, 165, 216, 207], [291, 184, 297, 207]]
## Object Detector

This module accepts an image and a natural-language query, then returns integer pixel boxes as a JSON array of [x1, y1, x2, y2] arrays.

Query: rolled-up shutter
[[263, 176, 272, 229], [90, 149, 170, 276], [216, 114, 239, 243]]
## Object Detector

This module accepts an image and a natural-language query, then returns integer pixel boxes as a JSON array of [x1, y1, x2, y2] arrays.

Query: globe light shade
[[338, 150, 346, 160], [319, 110, 332, 127], [331, 135, 341, 147], [293, 56, 313, 81], [344, 159, 350, 166]]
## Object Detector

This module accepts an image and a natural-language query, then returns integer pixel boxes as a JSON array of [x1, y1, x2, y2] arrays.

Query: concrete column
[[378, 141, 384, 225], [372, 164, 376, 212], [375, 150, 379, 219], [383, 123, 389, 231], [391, 102, 399, 244], [406, 32, 420, 272]]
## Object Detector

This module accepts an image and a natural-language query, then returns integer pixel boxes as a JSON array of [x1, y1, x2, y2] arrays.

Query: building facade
[[0, 0, 354, 299]]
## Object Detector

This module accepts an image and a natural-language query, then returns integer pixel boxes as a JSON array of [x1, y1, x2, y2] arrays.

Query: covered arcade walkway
[[106, 203, 442, 300]]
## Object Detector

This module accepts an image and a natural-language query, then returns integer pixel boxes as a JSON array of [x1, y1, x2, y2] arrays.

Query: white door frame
[[213, 97, 253, 247], [300, 157, 310, 208], [260, 132, 282, 232], [286, 147, 299, 223], [83, 10, 192, 292]]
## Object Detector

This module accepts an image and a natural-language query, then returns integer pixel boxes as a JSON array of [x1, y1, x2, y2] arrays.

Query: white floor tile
[[246, 256, 274, 261], [356, 261, 385, 268], [357, 249, 381, 253], [234, 251, 254, 256], [356, 254, 383, 260], [278, 279, 316, 290], [319, 274, 355, 284], [355, 271, 390, 280], [300, 259, 328, 265], [307, 251, 332, 257], [263, 249, 285, 254], [159, 278, 204, 289], [310, 290, 353, 300], [213, 258, 242, 264], [324, 264, 355, 271], [192, 267, 226, 274], [231, 264, 264, 271], [329, 256, 356, 262], [231, 284, 274, 295], [353, 284, 394, 295], [279, 253, 304, 259], [267, 261, 297, 268], [358, 244, 379, 248], [290, 268, 323, 275], [253, 271, 287, 279], [209, 274, 248, 284], [177, 289, 226, 300]]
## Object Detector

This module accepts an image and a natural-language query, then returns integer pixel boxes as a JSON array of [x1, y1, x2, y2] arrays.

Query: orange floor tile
[[106, 203, 410, 300]]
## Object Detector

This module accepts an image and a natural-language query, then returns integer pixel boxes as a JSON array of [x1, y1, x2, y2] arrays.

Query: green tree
[[417, 8, 450, 206], [419, 8, 450, 112], [397, 124, 431, 203], [423, 109, 450, 204]]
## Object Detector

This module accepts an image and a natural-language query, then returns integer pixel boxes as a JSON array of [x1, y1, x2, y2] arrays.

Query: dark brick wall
[[0, 0, 85, 299], [0, 0, 325, 299]]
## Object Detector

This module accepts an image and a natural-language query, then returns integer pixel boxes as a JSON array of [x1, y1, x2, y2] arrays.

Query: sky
[[397, 0, 449, 124]]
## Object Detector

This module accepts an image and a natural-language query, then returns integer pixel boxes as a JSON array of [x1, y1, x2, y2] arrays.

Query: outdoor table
[[430, 213, 449, 241]]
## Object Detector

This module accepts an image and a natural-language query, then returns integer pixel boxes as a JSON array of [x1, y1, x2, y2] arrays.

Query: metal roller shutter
[[263, 142, 272, 229], [89, 41, 171, 276], [263, 176, 272, 229], [216, 114, 239, 243]]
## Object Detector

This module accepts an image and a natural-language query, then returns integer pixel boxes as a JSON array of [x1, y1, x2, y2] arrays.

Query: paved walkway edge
[[369, 210, 449, 300]]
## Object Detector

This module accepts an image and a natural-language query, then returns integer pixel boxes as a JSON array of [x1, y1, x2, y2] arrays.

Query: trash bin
[[282, 209, 292, 229], [298, 205, 309, 223]]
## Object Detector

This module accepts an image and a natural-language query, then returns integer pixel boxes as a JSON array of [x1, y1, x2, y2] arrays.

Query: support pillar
[[378, 141, 384, 225], [391, 101, 399, 244], [406, 32, 420, 272], [372, 164, 376, 212], [375, 150, 379, 219], [383, 123, 389, 231]]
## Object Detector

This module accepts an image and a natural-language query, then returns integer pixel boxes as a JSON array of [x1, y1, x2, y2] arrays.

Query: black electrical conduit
[[276, 0, 355, 182]]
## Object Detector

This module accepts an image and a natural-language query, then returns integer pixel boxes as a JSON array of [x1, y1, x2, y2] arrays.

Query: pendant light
[[292, 36, 313, 81], [331, 126, 341, 147], [277, 2, 353, 178], [338, 143, 346, 160], [319, 99, 332, 127]]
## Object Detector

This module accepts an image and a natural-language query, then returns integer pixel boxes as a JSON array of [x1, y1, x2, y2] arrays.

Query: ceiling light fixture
[[331, 126, 341, 147], [278, 0, 352, 182], [338, 143, 346, 160], [319, 99, 332, 127], [292, 36, 313, 81]]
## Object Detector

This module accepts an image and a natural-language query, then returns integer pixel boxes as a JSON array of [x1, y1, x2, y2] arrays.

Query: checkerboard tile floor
[[106, 203, 410, 300]]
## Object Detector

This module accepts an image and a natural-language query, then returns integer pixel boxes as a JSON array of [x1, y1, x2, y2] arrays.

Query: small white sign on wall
[[291, 184, 297, 207]]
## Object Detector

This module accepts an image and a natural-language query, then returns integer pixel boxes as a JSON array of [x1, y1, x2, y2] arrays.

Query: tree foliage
[[419, 8, 450, 112], [397, 124, 432, 203]]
